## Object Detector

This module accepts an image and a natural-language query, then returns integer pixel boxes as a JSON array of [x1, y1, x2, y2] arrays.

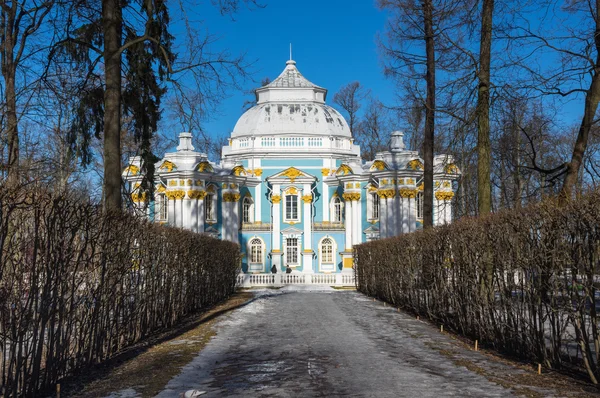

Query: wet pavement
[[155, 287, 553, 397]]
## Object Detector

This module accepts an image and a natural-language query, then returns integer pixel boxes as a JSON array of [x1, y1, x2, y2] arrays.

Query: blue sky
[[163, 0, 586, 148], [170, 0, 391, 141]]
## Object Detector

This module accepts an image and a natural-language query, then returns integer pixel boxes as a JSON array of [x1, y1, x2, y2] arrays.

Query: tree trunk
[[561, 76, 600, 201], [477, 0, 494, 216], [422, 0, 435, 229], [561, 0, 600, 202], [102, 0, 123, 211], [2, 2, 20, 183]]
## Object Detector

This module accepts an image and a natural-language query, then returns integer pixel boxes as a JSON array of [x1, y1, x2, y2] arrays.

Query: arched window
[[416, 191, 424, 220], [321, 238, 334, 263], [331, 196, 343, 223], [242, 196, 253, 223], [249, 238, 263, 264]]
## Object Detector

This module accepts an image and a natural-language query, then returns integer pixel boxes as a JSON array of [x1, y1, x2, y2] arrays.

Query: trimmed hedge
[[355, 191, 600, 384], [0, 185, 240, 396]]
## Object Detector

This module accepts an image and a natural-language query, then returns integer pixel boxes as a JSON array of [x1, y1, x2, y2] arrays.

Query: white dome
[[232, 102, 351, 138], [231, 60, 352, 139]]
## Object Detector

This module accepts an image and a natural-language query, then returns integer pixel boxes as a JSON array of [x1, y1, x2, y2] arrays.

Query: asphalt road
[[156, 287, 543, 397]]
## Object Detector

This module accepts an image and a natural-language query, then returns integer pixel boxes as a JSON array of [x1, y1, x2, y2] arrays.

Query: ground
[[67, 287, 597, 397]]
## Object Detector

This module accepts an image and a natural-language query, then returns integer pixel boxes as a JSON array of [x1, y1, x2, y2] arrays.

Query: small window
[[286, 238, 298, 264], [249, 238, 263, 263], [417, 192, 424, 219], [331, 196, 343, 223], [371, 193, 379, 220], [285, 194, 299, 221], [321, 238, 334, 263], [156, 193, 168, 221], [242, 197, 253, 223]]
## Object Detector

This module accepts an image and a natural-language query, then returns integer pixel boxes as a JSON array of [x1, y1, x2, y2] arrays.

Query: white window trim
[[242, 196, 254, 224], [155, 193, 168, 222], [367, 191, 379, 222], [283, 235, 302, 267], [283, 188, 301, 223], [330, 196, 343, 223], [247, 236, 265, 264], [416, 191, 424, 221], [318, 236, 337, 273]]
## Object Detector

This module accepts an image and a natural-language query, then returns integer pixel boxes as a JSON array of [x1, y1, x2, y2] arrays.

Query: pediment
[[281, 226, 303, 235], [267, 167, 316, 183]]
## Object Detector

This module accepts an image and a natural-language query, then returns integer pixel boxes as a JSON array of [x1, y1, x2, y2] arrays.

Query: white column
[[386, 197, 394, 238], [401, 195, 410, 234], [190, 198, 198, 232], [176, 196, 184, 228], [302, 186, 313, 274], [272, 185, 282, 272], [353, 196, 361, 245], [168, 194, 176, 227], [395, 192, 402, 236], [322, 184, 330, 222], [221, 195, 230, 241], [408, 196, 416, 232], [303, 187, 312, 250], [379, 194, 387, 238], [182, 197, 192, 231], [255, 183, 262, 223], [344, 198, 353, 249], [232, 195, 240, 243], [197, 195, 205, 233]]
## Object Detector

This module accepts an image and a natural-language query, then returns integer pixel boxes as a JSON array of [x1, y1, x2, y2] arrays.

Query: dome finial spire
[[289, 43, 292, 61]]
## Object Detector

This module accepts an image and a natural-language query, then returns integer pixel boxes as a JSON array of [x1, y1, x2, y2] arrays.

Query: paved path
[[156, 288, 551, 397]]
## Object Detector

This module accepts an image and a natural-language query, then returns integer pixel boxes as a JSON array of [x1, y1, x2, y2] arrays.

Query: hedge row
[[355, 191, 600, 384], [0, 185, 240, 396]]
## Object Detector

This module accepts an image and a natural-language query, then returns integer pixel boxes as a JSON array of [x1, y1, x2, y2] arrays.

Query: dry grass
[[62, 292, 254, 397], [425, 337, 598, 397]]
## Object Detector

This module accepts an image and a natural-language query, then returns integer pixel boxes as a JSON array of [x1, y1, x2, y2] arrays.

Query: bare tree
[[355, 98, 395, 160], [333, 81, 370, 135], [0, 0, 55, 182]]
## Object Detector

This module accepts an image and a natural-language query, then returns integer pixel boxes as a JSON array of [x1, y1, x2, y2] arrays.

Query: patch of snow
[[103, 388, 141, 398]]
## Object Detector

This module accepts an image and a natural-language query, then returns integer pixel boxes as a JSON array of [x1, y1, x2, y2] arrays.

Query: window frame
[[285, 237, 299, 265], [330, 196, 343, 223], [320, 237, 334, 263], [248, 237, 264, 264], [283, 190, 300, 222], [155, 193, 168, 222], [416, 191, 424, 220], [242, 196, 254, 224]]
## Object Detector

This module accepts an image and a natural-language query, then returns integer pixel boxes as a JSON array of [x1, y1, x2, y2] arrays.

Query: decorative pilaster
[[302, 191, 313, 273], [352, 193, 361, 245], [271, 185, 282, 273], [166, 190, 185, 228], [400, 188, 418, 232], [342, 193, 357, 250], [435, 191, 454, 225], [188, 190, 206, 233], [222, 187, 241, 242], [167, 192, 176, 226], [377, 189, 395, 238]]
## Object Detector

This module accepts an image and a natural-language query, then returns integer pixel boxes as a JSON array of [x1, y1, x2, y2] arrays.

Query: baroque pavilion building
[[123, 59, 460, 276]]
